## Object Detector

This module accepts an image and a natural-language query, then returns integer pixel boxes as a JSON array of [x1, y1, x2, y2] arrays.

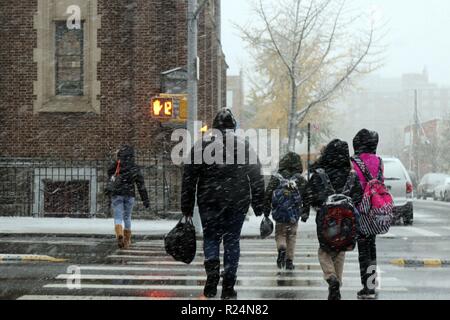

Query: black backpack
[[315, 170, 359, 252]]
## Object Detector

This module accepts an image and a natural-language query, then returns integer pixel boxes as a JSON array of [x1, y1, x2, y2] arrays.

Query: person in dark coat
[[181, 109, 265, 300], [263, 152, 309, 270], [351, 129, 383, 300], [107, 145, 149, 249], [305, 139, 362, 300]]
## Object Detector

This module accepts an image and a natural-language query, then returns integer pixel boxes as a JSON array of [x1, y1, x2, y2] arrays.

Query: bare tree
[[239, 0, 381, 151]]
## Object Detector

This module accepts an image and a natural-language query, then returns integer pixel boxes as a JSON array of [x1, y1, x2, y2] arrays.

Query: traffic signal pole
[[187, 0, 199, 145], [188, 0, 209, 235]]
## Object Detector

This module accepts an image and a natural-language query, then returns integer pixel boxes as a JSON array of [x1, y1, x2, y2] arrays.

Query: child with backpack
[[351, 129, 393, 300], [263, 152, 309, 271], [306, 139, 362, 300]]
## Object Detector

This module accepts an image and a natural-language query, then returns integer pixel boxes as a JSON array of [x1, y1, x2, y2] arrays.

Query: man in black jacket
[[107, 145, 149, 249], [181, 109, 265, 300]]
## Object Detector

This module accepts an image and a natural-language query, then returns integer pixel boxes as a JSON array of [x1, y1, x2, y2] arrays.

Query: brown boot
[[115, 225, 124, 249], [124, 229, 132, 249]]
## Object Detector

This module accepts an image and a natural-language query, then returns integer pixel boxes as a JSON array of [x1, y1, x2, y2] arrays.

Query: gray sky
[[222, 0, 450, 86]]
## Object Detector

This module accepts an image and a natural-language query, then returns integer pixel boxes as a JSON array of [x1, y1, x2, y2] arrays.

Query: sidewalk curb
[[391, 259, 450, 267], [0, 233, 275, 241], [0, 254, 67, 263]]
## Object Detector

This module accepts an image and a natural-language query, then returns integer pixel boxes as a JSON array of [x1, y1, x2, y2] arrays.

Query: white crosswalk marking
[[17, 239, 407, 300], [401, 227, 441, 237]]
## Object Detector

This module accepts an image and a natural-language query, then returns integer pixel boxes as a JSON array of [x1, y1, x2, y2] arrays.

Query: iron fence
[[0, 155, 183, 219]]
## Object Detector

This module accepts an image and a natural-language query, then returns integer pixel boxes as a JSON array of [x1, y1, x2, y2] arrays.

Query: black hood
[[117, 145, 135, 164], [212, 109, 237, 132], [313, 139, 351, 171], [278, 152, 303, 176], [353, 129, 379, 155]]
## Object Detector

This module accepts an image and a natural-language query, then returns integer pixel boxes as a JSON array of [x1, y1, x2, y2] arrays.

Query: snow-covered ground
[[0, 214, 316, 237]]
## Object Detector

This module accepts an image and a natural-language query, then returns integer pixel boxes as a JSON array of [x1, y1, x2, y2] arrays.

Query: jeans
[[357, 234, 377, 289], [200, 209, 246, 279], [112, 196, 135, 230]]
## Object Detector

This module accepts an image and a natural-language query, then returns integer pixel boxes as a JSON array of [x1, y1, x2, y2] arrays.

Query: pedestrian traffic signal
[[151, 97, 174, 119]]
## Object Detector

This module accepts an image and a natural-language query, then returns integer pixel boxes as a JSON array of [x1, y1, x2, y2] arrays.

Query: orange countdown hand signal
[[151, 97, 174, 119]]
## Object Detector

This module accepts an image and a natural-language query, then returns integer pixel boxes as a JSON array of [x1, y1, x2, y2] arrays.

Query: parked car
[[417, 173, 450, 200], [433, 177, 450, 202], [382, 157, 414, 226]]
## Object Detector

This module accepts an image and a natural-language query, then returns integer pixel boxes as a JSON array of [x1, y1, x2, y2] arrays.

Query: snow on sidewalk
[[0, 215, 316, 237]]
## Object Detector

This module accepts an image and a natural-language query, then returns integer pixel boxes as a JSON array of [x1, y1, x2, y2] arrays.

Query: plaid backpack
[[352, 157, 394, 235]]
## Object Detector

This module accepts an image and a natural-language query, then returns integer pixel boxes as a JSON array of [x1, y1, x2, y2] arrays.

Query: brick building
[[0, 0, 227, 217]]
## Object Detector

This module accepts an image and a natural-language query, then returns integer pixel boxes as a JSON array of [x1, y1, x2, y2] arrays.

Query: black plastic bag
[[164, 216, 196, 264], [260, 216, 274, 239]]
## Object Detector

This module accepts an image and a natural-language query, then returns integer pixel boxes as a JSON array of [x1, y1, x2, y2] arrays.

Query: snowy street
[[1, 200, 450, 300]]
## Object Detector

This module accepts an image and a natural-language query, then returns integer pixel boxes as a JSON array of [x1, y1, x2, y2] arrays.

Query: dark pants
[[357, 234, 377, 289], [200, 209, 246, 279]]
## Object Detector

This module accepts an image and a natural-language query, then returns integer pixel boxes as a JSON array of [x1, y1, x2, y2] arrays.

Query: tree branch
[[295, 0, 345, 88], [258, 0, 293, 74], [295, 21, 374, 125]]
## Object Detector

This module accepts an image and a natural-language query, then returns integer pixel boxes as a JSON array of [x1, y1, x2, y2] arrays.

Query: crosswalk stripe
[[107, 255, 361, 262], [54, 274, 400, 283], [119, 250, 359, 256], [43, 283, 408, 292], [78, 266, 369, 274], [123, 260, 323, 267], [405, 227, 441, 237]]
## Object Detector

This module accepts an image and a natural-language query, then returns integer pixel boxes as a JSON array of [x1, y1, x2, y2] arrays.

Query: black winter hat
[[353, 129, 379, 155], [279, 152, 303, 174], [212, 109, 237, 131], [117, 145, 135, 163], [313, 139, 351, 171]]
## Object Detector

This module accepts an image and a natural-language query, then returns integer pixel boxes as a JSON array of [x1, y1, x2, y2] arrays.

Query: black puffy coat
[[263, 152, 310, 220], [181, 110, 266, 217], [107, 145, 149, 207]]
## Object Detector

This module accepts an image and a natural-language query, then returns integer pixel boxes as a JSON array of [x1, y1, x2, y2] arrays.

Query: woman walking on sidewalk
[[107, 145, 149, 249], [263, 152, 309, 270]]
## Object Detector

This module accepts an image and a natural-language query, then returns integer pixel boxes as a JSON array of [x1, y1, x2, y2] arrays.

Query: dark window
[[55, 21, 84, 96], [44, 180, 90, 216]]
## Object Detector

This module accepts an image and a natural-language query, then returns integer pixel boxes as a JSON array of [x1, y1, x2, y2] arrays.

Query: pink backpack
[[352, 157, 394, 235]]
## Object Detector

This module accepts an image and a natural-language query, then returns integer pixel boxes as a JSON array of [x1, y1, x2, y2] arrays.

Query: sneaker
[[285, 259, 295, 270], [327, 277, 341, 300], [277, 249, 286, 269], [357, 288, 377, 300]]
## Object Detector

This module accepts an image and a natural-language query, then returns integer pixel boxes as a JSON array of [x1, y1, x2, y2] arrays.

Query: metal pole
[[414, 89, 420, 179], [188, 0, 199, 146], [188, 0, 202, 235], [307, 123, 311, 181]]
